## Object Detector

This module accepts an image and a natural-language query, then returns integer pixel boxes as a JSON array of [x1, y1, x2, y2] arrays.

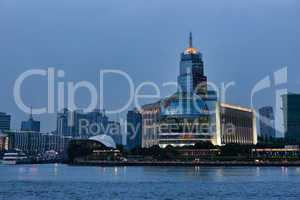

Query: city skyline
[[1, 2, 300, 199], [0, 0, 299, 134]]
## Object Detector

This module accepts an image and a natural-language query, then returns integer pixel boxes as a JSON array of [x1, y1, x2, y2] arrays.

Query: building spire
[[29, 106, 33, 120], [189, 32, 193, 48], [184, 32, 198, 54]]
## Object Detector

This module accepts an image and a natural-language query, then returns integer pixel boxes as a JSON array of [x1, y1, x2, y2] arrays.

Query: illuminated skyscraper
[[141, 33, 257, 148], [177, 32, 207, 96]]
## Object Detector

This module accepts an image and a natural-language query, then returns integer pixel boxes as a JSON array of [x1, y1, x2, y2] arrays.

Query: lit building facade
[[177, 32, 207, 96], [5, 130, 72, 155], [219, 103, 257, 145], [140, 33, 257, 148], [158, 93, 213, 147], [140, 101, 161, 148], [0, 133, 9, 152]]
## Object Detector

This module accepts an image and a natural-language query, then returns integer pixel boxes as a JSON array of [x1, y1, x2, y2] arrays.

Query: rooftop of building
[[220, 103, 253, 113]]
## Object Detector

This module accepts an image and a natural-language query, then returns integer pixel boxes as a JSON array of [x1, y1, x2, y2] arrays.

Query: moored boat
[[1, 151, 30, 165]]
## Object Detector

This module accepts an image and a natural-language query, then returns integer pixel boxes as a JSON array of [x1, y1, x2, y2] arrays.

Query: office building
[[107, 121, 122, 145], [56, 109, 109, 138], [21, 113, 40, 132], [126, 109, 142, 150], [140, 33, 257, 148], [0, 112, 11, 131], [219, 103, 257, 145], [5, 130, 72, 155], [140, 101, 161, 148], [259, 106, 275, 139], [282, 93, 300, 142]]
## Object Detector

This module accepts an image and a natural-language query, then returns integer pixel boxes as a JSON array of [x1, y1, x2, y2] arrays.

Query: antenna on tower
[[29, 106, 33, 120], [189, 32, 193, 48]]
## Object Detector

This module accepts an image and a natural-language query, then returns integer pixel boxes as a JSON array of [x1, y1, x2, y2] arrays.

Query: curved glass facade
[[161, 93, 208, 117], [159, 93, 215, 147]]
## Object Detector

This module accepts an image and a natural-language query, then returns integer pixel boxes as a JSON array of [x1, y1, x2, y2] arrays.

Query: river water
[[0, 164, 300, 200]]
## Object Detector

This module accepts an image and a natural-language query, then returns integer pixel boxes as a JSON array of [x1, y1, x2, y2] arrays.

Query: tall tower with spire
[[177, 32, 207, 96]]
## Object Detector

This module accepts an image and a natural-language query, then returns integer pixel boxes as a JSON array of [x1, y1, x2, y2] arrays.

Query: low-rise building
[[5, 130, 72, 155], [68, 135, 121, 162], [220, 103, 257, 145]]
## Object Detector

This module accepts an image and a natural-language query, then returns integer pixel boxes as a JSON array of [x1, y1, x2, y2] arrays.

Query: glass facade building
[[159, 93, 213, 147], [140, 33, 257, 148], [177, 32, 207, 96]]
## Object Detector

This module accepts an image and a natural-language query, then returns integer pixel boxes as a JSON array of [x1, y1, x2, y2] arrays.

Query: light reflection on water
[[1, 164, 300, 200], [7, 164, 300, 181]]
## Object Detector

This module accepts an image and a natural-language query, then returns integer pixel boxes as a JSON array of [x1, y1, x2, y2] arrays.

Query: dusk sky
[[0, 0, 299, 132]]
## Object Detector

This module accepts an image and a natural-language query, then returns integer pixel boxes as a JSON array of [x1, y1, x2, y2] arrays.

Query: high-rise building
[[126, 109, 142, 150], [259, 106, 275, 139], [107, 121, 122, 145], [21, 113, 40, 132], [140, 33, 257, 148], [56, 109, 109, 138], [0, 112, 11, 131], [282, 93, 300, 142], [56, 108, 73, 137], [155, 33, 212, 147], [140, 101, 161, 148], [177, 32, 207, 96]]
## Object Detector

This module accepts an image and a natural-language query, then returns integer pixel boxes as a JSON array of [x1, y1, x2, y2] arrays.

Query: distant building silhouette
[[56, 109, 109, 138], [108, 121, 122, 146], [0, 112, 11, 131], [21, 112, 40, 132], [282, 93, 300, 142], [259, 106, 275, 139], [126, 109, 142, 150]]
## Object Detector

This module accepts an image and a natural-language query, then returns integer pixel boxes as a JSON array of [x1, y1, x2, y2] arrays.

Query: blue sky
[[0, 0, 299, 132]]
